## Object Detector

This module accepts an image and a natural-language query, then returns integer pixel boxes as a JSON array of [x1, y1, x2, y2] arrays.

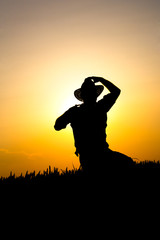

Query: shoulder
[[66, 104, 81, 114], [97, 93, 118, 112], [70, 104, 82, 110], [98, 93, 114, 104]]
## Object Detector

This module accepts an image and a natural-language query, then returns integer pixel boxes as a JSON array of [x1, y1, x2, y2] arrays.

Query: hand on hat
[[84, 77, 93, 83], [85, 76, 104, 83]]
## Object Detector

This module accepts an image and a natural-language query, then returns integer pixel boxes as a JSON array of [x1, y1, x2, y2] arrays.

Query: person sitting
[[54, 76, 133, 174]]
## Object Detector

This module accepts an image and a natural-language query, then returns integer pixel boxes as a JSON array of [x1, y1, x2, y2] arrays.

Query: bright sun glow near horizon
[[0, 0, 160, 177]]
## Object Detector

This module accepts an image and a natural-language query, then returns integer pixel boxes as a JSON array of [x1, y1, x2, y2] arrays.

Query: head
[[74, 78, 104, 104], [81, 79, 97, 104]]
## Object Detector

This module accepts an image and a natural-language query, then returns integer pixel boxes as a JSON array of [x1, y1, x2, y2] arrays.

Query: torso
[[70, 103, 108, 154]]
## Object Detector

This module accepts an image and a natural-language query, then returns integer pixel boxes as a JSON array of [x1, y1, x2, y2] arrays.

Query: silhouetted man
[[54, 76, 133, 173]]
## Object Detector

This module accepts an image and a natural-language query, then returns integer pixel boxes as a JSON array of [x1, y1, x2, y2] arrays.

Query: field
[[1, 160, 160, 185]]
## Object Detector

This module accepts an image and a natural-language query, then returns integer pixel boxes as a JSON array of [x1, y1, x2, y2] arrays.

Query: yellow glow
[[0, 0, 160, 177]]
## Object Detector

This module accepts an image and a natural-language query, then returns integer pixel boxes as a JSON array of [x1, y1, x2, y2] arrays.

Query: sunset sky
[[0, 0, 160, 177]]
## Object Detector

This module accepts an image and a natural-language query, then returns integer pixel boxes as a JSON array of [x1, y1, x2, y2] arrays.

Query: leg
[[104, 148, 134, 168]]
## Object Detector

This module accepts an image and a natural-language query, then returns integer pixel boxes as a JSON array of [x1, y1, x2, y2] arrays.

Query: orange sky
[[0, 0, 160, 177]]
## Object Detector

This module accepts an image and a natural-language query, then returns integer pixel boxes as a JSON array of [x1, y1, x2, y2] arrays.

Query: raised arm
[[85, 76, 121, 112], [88, 76, 121, 97]]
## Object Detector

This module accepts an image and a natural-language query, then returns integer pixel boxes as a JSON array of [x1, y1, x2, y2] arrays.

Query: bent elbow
[[116, 88, 121, 97], [54, 124, 60, 131], [54, 120, 61, 131], [54, 120, 66, 131]]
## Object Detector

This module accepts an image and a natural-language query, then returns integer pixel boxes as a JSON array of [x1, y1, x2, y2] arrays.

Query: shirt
[[55, 93, 118, 155]]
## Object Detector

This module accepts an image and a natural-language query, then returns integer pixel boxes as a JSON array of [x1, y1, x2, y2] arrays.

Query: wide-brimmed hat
[[74, 79, 104, 101]]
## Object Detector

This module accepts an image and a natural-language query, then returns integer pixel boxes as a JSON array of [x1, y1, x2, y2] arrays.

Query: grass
[[0, 160, 160, 185]]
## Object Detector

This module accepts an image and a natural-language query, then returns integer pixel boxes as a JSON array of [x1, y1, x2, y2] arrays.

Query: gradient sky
[[0, 0, 160, 177]]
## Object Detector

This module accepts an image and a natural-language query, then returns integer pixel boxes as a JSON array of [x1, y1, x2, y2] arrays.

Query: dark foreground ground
[[1, 160, 160, 185]]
